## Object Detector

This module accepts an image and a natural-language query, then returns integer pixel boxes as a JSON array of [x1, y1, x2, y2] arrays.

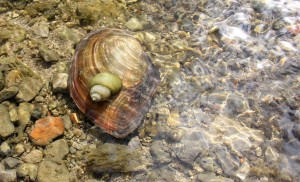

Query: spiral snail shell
[[68, 28, 160, 138]]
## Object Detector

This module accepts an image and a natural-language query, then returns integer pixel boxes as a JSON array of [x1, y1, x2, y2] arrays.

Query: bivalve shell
[[68, 28, 160, 138]]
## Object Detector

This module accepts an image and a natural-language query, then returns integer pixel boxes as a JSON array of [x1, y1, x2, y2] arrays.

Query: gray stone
[[22, 149, 43, 164], [52, 73, 68, 93], [44, 139, 69, 164], [198, 157, 215, 172], [16, 77, 43, 102], [172, 130, 209, 165], [58, 27, 81, 45], [0, 169, 17, 182], [37, 160, 70, 182], [39, 46, 59, 62], [0, 142, 11, 156], [197, 173, 234, 182], [2, 157, 22, 169], [0, 104, 15, 138], [125, 17, 144, 31], [150, 141, 172, 164], [16, 163, 38, 181], [0, 86, 18, 102], [265, 146, 279, 164], [213, 145, 239, 176]]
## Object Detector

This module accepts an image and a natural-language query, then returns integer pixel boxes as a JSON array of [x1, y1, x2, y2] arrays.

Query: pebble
[[44, 139, 69, 164], [52, 73, 68, 93], [2, 157, 22, 169], [197, 173, 234, 182], [37, 160, 70, 182], [198, 157, 215, 172], [0, 142, 11, 156], [167, 109, 180, 127], [0, 86, 18, 102], [125, 17, 144, 31], [29, 116, 65, 146], [0, 104, 15, 138], [16, 77, 44, 102], [265, 146, 279, 164], [8, 104, 18, 123], [22, 149, 43, 164], [39, 46, 60, 62], [57, 27, 81, 45], [236, 162, 250, 180], [14, 144, 25, 156], [16, 163, 38, 181], [32, 22, 49, 38], [150, 140, 172, 164], [0, 168, 17, 182]]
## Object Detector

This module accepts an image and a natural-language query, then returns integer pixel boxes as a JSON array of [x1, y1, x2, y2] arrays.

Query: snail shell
[[68, 28, 160, 138]]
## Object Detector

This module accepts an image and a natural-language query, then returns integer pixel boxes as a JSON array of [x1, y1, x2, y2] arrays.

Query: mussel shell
[[68, 28, 160, 138]]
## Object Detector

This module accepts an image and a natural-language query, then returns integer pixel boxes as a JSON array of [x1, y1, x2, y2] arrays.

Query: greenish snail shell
[[89, 72, 123, 102]]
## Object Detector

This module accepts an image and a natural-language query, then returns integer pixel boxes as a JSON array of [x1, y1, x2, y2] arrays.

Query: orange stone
[[29, 116, 64, 146]]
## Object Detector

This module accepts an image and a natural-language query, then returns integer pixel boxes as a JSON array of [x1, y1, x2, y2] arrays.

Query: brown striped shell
[[68, 28, 160, 138]]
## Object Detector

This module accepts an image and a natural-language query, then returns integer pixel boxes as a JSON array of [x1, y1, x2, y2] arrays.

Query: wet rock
[[198, 157, 216, 172], [150, 140, 172, 164], [0, 104, 15, 138], [32, 22, 49, 38], [16, 77, 43, 102], [29, 116, 65, 146], [0, 142, 11, 156], [236, 162, 250, 180], [0, 168, 17, 182], [0, 86, 18, 102], [57, 27, 81, 45], [5, 70, 22, 87], [37, 160, 70, 182], [39, 46, 60, 62], [265, 146, 279, 164], [52, 73, 68, 93], [44, 139, 69, 164], [213, 145, 239, 175], [87, 143, 151, 173], [22, 149, 43, 164], [2, 157, 22, 169], [197, 173, 234, 182], [14, 144, 25, 156], [145, 165, 189, 182], [125, 17, 144, 31], [172, 129, 209, 165], [16, 163, 38, 181]]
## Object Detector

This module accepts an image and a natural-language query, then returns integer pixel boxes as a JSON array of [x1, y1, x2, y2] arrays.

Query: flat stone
[[0, 104, 15, 138], [125, 17, 144, 31], [0, 86, 18, 102], [16, 163, 38, 181], [29, 116, 65, 146], [32, 22, 49, 38], [52, 73, 68, 93], [44, 139, 69, 164], [22, 149, 43, 164], [2, 157, 22, 169], [39, 46, 59, 62], [16, 77, 43, 102], [37, 160, 70, 182]]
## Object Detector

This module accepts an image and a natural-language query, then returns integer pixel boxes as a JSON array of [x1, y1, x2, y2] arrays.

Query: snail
[[68, 28, 160, 138]]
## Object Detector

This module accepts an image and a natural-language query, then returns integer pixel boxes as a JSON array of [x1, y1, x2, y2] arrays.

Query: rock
[[0, 72, 5, 91], [87, 143, 151, 173], [0, 169, 17, 182], [0, 86, 18, 102], [51, 73, 68, 93], [125, 17, 144, 31], [14, 144, 25, 156], [0, 142, 11, 156], [39, 46, 59, 62], [16, 77, 43, 102], [145, 165, 189, 182], [44, 139, 69, 164], [197, 173, 234, 182], [22, 150, 43, 164], [265, 146, 279, 164], [57, 27, 81, 45], [198, 157, 216, 172], [29, 116, 65, 146], [2, 157, 22, 169], [150, 140, 172, 164], [167, 109, 180, 127], [0, 104, 15, 138], [172, 129, 209, 165], [16, 163, 38, 181], [5, 70, 22, 87], [8, 104, 18, 123], [213, 145, 239, 176], [37, 160, 70, 182], [236, 162, 250, 180], [32, 22, 49, 38]]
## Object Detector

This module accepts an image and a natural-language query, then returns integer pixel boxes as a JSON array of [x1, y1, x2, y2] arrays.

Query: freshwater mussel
[[68, 28, 160, 138]]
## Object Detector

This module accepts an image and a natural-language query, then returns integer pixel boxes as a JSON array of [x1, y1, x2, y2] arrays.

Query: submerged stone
[[0, 104, 15, 138], [16, 77, 43, 102]]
